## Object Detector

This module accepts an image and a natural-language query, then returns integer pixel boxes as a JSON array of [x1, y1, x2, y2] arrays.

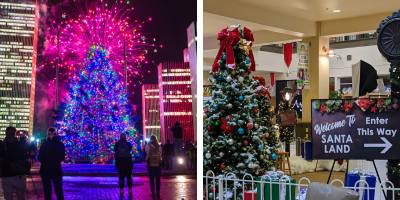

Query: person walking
[[0, 126, 30, 200], [38, 127, 65, 200], [146, 135, 162, 199], [114, 133, 133, 197], [171, 122, 183, 155]]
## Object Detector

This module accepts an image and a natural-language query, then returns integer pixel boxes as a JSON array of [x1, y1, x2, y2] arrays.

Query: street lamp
[[284, 92, 291, 101], [281, 87, 294, 104], [177, 157, 184, 165]]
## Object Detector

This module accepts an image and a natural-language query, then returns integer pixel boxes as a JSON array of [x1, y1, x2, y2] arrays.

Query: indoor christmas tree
[[277, 100, 296, 145], [60, 45, 136, 163], [203, 25, 278, 180]]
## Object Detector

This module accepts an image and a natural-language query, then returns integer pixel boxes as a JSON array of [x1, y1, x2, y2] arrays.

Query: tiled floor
[[21, 175, 196, 200]]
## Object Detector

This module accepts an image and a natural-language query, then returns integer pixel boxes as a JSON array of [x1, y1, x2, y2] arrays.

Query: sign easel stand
[[326, 159, 387, 199], [370, 159, 387, 200], [326, 159, 349, 184]]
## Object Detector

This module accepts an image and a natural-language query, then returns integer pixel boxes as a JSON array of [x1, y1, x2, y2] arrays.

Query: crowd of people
[[0, 122, 194, 200], [0, 127, 65, 200]]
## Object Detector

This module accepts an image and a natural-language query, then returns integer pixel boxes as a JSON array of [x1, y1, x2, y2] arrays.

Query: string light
[[60, 46, 137, 163]]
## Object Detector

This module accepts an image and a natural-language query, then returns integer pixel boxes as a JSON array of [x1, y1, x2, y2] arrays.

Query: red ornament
[[243, 139, 249, 146], [356, 99, 372, 111], [220, 163, 225, 170], [257, 86, 271, 99], [208, 126, 213, 131], [253, 76, 266, 86], [220, 118, 234, 133], [320, 104, 327, 113], [376, 99, 384, 108], [371, 106, 377, 113], [343, 102, 353, 113], [246, 122, 254, 129]]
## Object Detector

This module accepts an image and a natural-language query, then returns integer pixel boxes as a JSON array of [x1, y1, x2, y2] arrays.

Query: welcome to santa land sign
[[311, 98, 400, 160]]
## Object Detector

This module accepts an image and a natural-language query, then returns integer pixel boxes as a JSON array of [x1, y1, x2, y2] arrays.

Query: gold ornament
[[239, 38, 252, 55]]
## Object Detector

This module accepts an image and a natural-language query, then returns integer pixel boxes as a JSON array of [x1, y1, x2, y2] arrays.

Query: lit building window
[[0, 0, 38, 138]]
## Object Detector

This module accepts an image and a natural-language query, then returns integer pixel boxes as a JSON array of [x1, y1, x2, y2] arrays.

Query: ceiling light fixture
[[333, 9, 342, 13]]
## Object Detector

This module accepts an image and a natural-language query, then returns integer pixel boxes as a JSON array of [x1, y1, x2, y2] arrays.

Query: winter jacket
[[0, 136, 29, 177], [114, 140, 133, 171], [38, 137, 65, 176], [146, 143, 162, 167]]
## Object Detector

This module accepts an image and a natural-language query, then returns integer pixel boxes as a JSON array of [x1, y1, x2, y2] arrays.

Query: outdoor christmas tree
[[60, 45, 136, 163], [203, 25, 278, 179]]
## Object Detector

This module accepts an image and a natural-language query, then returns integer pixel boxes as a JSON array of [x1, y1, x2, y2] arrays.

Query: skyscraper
[[0, 0, 38, 138], [186, 22, 197, 141], [158, 62, 194, 144], [141, 84, 161, 142]]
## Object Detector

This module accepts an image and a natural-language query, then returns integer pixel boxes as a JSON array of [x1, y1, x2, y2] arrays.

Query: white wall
[[329, 45, 390, 90]]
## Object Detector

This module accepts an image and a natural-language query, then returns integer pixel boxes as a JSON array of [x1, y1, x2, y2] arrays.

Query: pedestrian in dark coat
[[38, 127, 65, 200], [171, 121, 183, 154], [114, 133, 133, 197], [1, 126, 29, 200]]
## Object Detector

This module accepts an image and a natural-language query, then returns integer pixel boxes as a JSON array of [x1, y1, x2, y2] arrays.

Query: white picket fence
[[204, 170, 400, 200]]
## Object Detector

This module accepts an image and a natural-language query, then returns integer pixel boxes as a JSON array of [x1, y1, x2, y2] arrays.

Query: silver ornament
[[205, 152, 211, 159]]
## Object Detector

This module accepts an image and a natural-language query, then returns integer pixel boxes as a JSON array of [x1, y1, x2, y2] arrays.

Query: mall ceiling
[[231, 0, 399, 21], [204, 0, 400, 49]]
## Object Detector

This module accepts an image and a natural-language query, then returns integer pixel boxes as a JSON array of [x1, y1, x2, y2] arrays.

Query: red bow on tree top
[[212, 26, 256, 72], [243, 27, 256, 71]]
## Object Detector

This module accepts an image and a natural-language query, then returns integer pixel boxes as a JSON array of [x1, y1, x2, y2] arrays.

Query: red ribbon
[[212, 27, 256, 72], [253, 76, 265, 86], [283, 43, 293, 69], [243, 27, 256, 71], [212, 28, 240, 72]]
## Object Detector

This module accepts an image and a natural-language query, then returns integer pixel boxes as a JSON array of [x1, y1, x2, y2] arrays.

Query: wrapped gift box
[[244, 190, 257, 200], [345, 170, 376, 200], [300, 140, 312, 160], [256, 171, 296, 200]]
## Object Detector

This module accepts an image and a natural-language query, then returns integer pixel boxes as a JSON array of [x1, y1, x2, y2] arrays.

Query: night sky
[[33, 0, 196, 136], [134, 0, 197, 84]]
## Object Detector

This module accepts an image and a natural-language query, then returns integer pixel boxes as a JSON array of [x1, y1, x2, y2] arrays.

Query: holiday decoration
[[60, 46, 136, 163], [377, 10, 400, 196], [283, 43, 293, 73], [312, 98, 393, 114], [256, 171, 296, 200], [270, 73, 276, 87], [345, 169, 376, 200], [276, 96, 296, 144], [204, 25, 278, 198], [43, 2, 160, 86], [212, 26, 256, 72]]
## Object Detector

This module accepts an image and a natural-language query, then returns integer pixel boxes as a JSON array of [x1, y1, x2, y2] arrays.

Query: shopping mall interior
[[204, 1, 400, 199]]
